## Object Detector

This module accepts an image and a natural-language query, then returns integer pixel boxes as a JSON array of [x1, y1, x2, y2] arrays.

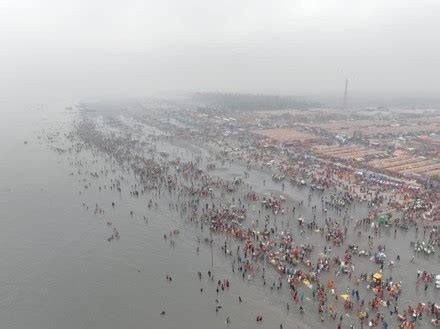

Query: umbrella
[[357, 311, 366, 319], [326, 279, 335, 288], [340, 294, 350, 301], [376, 252, 386, 260]]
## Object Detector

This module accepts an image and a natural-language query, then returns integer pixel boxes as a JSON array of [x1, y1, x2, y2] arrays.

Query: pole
[[210, 231, 214, 269], [343, 79, 348, 109]]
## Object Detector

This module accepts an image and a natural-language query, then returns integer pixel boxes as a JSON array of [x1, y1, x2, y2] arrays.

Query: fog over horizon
[[1, 0, 439, 106]]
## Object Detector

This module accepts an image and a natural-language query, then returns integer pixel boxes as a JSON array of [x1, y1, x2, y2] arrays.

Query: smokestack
[[343, 79, 348, 109]]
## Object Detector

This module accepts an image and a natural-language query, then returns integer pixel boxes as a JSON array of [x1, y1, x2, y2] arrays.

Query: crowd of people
[[46, 115, 440, 328]]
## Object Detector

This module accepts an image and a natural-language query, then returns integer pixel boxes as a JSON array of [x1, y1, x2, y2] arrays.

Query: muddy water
[[0, 105, 312, 329]]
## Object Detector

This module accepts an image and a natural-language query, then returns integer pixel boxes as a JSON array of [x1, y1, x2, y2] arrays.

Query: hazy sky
[[1, 0, 439, 103]]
